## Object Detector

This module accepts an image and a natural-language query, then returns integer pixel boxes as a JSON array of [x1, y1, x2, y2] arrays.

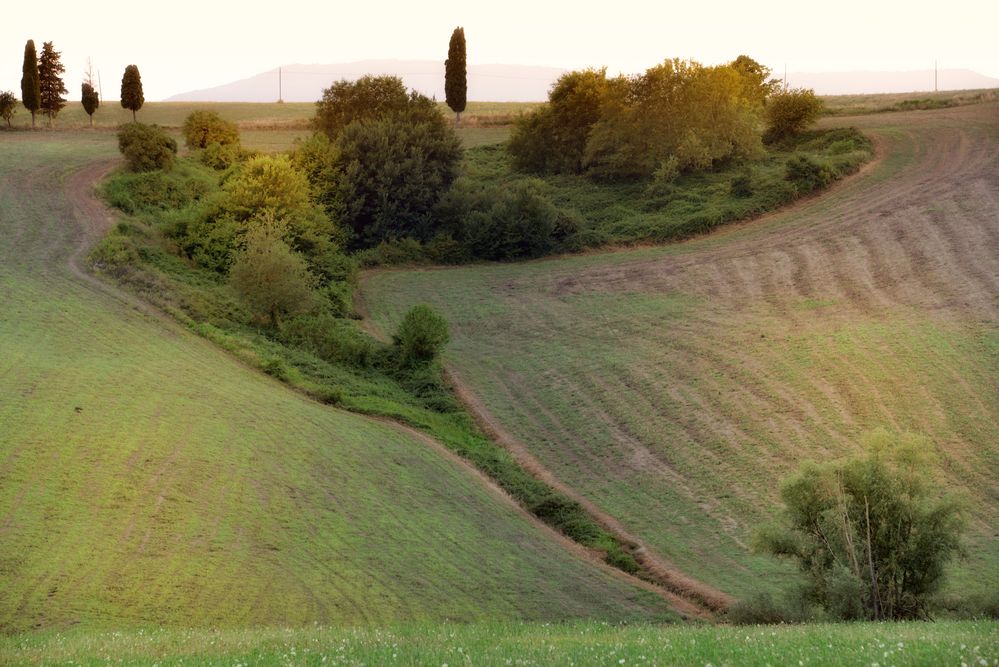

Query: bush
[[182, 110, 240, 150], [198, 142, 244, 170], [465, 180, 560, 260], [101, 161, 217, 214], [278, 312, 377, 367], [785, 154, 834, 191], [765, 88, 823, 143], [334, 109, 462, 244], [228, 225, 319, 326], [89, 234, 138, 277], [315, 75, 411, 138], [508, 69, 617, 174], [754, 429, 966, 621], [730, 169, 754, 197], [117, 123, 177, 172], [393, 304, 450, 366]]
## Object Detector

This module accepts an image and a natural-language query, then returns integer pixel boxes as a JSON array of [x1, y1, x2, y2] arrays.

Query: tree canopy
[[38, 41, 67, 124], [20, 40, 40, 127], [509, 56, 780, 180], [755, 429, 966, 620], [315, 75, 410, 138], [0, 91, 17, 128], [81, 82, 99, 125], [120, 65, 144, 121], [445, 27, 467, 123]]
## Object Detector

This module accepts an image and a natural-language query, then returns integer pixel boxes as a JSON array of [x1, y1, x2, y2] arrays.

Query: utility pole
[[783, 63, 787, 90], [278, 66, 283, 103], [934, 59, 938, 92], [98, 70, 103, 102]]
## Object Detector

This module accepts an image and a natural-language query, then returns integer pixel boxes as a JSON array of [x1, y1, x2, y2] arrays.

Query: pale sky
[[4, 0, 997, 101]]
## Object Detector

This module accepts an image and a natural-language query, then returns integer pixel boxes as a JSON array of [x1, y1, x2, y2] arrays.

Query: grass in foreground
[[2, 620, 995, 666]]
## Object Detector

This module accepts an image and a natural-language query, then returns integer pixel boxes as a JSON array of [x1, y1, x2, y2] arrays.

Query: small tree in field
[[38, 41, 67, 125], [81, 82, 100, 127], [315, 75, 410, 138], [182, 110, 240, 149], [445, 26, 467, 125], [764, 88, 823, 142], [120, 65, 144, 121], [755, 429, 965, 620], [0, 91, 17, 128], [393, 304, 450, 366], [228, 225, 318, 327], [21, 40, 40, 127]]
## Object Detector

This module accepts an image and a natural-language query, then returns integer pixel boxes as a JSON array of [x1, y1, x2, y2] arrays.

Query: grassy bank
[[2, 620, 995, 665]]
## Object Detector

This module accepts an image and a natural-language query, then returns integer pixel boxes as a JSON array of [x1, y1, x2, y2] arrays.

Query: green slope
[[362, 104, 999, 601], [0, 133, 674, 632]]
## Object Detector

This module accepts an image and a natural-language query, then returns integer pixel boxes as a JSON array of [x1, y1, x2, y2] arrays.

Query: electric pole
[[934, 59, 938, 92], [278, 66, 283, 103]]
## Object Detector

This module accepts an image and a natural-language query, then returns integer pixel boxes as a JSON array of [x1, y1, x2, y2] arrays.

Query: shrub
[[754, 429, 966, 621], [464, 180, 560, 260], [315, 75, 411, 138], [101, 161, 217, 214], [393, 304, 450, 366], [182, 110, 240, 150], [228, 225, 319, 326], [508, 69, 618, 174], [117, 123, 177, 172], [198, 142, 244, 170], [727, 591, 805, 625], [278, 312, 377, 367], [334, 108, 462, 244], [785, 154, 834, 191], [730, 168, 754, 197], [765, 88, 823, 143], [89, 234, 138, 277]]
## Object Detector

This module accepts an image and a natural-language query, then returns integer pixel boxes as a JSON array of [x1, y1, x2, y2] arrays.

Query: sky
[[3, 0, 997, 101]]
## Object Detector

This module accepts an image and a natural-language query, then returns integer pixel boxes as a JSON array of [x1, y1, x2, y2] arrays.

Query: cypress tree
[[120, 65, 144, 122], [20, 40, 41, 127], [445, 27, 467, 125], [38, 42, 68, 125], [82, 82, 100, 127]]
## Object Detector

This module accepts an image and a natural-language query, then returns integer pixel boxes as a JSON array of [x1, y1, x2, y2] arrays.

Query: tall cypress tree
[[120, 65, 144, 122], [20, 40, 41, 127], [38, 41, 68, 125], [445, 27, 467, 125], [81, 82, 100, 127]]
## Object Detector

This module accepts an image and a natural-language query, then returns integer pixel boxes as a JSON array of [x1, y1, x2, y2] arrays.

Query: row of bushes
[[507, 57, 823, 182]]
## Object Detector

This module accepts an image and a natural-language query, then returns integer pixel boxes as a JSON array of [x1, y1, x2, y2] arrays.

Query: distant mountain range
[[165, 61, 567, 103], [164, 61, 999, 102]]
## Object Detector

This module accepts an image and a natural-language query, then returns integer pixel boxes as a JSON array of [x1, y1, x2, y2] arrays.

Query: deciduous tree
[[0, 91, 17, 128], [394, 304, 450, 366], [38, 41, 67, 125], [755, 429, 966, 620], [315, 75, 409, 138], [120, 65, 144, 121], [445, 27, 467, 125], [20, 40, 40, 127], [228, 225, 318, 327]]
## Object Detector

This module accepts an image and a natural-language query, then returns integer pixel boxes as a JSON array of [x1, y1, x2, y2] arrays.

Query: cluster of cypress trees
[[11, 39, 144, 128]]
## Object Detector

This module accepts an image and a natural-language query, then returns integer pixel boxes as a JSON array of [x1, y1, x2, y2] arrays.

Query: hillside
[[362, 102, 999, 601], [0, 133, 676, 633]]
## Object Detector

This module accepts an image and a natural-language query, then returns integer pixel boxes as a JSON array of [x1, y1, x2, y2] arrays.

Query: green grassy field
[[0, 133, 680, 633], [0, 100, 533, 131], [2, 620, 995, 665], [362, 103, 999, 603]]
